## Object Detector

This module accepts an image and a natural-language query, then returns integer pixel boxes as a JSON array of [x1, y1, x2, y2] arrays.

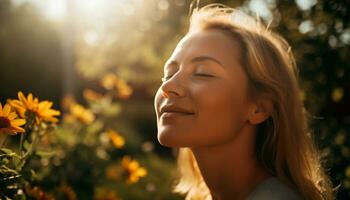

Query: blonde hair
[[173, 4, 333, 200]]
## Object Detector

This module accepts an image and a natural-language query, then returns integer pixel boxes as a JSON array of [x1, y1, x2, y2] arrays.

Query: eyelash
[[161, 73, 214, 82], [194, 73, 215, 77]]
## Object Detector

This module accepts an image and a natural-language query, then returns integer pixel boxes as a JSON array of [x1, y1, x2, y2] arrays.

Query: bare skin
[[192, 124, 271, 200], [155, 29, 273, 199]]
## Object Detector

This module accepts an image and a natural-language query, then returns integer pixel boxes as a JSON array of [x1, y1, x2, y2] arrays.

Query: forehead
[[168, 29, 242, 67]]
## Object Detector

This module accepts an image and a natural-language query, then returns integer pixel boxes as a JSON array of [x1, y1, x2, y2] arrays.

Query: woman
[[154, 4, 333, 200]]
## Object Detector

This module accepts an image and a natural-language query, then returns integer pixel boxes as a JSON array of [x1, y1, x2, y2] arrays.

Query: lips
[[160, 104, 194, 118]]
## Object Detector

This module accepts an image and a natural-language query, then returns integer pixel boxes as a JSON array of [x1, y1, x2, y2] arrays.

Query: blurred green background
[[0, 0, 349, 199]]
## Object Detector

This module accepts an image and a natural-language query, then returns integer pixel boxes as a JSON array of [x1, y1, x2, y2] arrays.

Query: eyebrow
[[191, 56, 224, 68], [165, 56, 224, 69]]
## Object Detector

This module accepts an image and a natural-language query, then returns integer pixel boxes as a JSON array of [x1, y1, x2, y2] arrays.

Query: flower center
[[0, 116, 11, 128]]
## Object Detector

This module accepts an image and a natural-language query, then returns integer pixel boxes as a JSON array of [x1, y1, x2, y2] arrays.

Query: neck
[[190, 124, 271, 200]]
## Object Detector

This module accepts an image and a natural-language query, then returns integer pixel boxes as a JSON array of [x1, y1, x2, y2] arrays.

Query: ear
[[248, 97, 273, 125]]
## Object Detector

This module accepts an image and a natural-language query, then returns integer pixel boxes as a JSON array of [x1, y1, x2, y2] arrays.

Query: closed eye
[[161, 73, 215, 82], [194, 73, 215, 78]]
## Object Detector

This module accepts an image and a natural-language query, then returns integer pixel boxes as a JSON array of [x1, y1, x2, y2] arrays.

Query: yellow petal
[[38, 101, 53, 110], [18, 92, 29, 107], [136, 168, 147, 176], [128, 175, 139, 183], [128, 161, 139, 171], [45, 117, 58, 123], [8, 100, 23, 108], [3, 104, 11, 116], [8, 112, 17, 120], [10, 126, 25, 133], [0, 103, 3, 113], [41, 109, 60, 116], [17, 108, 26, 118], [28, 93, 33, 103], [11, 119, 26, 126]]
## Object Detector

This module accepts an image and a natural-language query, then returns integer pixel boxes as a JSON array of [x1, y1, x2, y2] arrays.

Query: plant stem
[[17, 130, 38, 171], [0, 135, 7, 148], [19, 133, 24, 157], [22, 131, 38, 160]]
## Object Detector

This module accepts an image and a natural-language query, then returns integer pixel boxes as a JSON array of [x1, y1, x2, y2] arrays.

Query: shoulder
[[247, 177, 303, 200]]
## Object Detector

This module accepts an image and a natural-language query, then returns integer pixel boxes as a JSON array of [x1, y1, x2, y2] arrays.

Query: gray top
[[247, 177, 303, 200]]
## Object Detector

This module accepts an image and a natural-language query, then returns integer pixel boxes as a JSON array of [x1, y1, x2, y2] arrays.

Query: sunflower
[[0, 103, 26, 135], [121, 156, 147, 184], [8, 92, 60, 124]]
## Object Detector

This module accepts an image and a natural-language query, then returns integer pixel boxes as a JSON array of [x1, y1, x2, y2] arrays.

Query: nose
[[159, 73, 186, 98]]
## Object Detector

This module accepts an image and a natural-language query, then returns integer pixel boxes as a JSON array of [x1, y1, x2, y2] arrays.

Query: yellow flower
[[8, 92, 60, 124], [101, 73, 133, 99], [107, 129, 125, 149], [121, 156, 147, 184], [64, 103, 95, 124], [83, 89, 103, 101], [115, 78, 133, 99], [101, 73, 117, 90], [0, 103, 26, 135]]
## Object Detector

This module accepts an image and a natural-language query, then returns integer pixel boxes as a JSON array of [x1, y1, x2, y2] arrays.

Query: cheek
[[154, 81, 251, 148], [192, 84, 250, 144]]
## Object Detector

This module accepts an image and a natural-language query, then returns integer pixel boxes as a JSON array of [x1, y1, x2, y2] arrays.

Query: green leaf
[[23, 141, 30, 151], [16, 159, 26, 171], [1, 148, 14, 155], [86, 120, 104, 134], [103, 103, 121, 117], [14, 194, 26, 200], [0, 165, 19, 175], [12, 156, 21, 166], [35, 151, 56, 158], [0, 148, 21, 160]]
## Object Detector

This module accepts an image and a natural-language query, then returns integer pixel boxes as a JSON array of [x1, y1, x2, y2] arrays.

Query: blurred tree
[[0, 0, 63, 104]]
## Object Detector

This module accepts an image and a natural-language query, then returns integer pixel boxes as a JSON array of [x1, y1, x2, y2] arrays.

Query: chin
[[157, 132, 176, 147], [158, 133, 197, 148], [157, 131, 186, 148]]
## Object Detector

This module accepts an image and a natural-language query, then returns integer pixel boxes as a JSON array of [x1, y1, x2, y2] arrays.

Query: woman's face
[[154, 29, 254, 148]]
